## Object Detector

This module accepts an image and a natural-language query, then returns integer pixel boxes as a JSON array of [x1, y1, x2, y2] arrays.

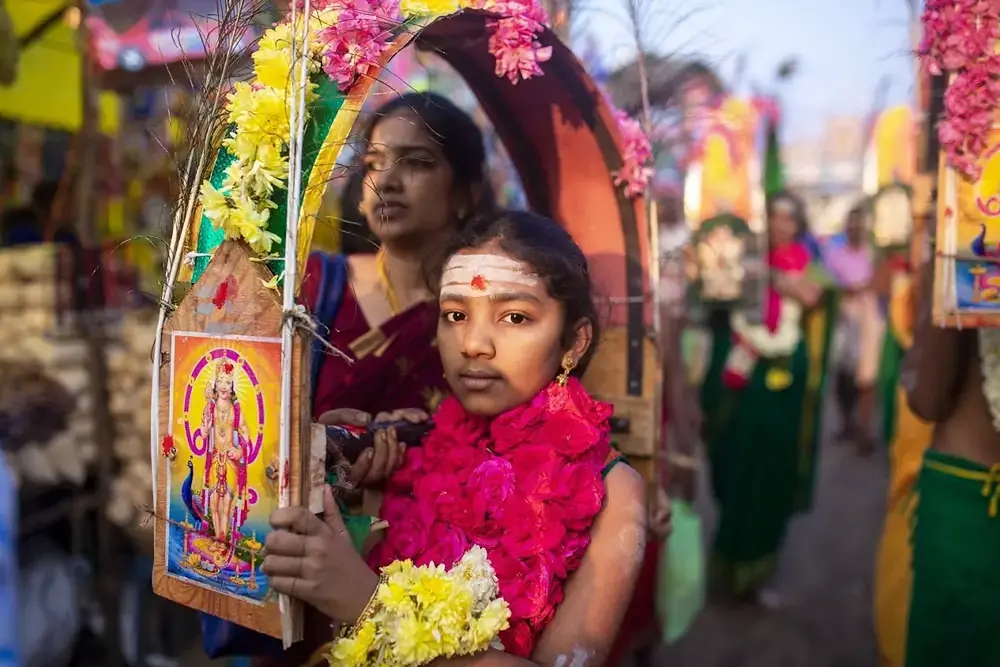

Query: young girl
[[262, 210, 647, 666]]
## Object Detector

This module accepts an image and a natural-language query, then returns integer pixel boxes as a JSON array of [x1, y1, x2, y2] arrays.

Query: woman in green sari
[[701, 192, 825, 602]]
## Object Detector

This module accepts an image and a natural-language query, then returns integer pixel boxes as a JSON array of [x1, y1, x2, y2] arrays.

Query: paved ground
[[659, 425, 889, 667]]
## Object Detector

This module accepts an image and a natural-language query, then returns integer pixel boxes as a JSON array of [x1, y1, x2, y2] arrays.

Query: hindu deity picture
[[937, 132, 1000, 321], [163, 332, 282, 603]]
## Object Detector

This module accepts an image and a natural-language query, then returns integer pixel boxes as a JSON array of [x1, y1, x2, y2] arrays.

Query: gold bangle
[[344, 572, 387, 637]]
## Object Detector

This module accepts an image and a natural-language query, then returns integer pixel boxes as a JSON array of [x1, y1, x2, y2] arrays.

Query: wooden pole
[[76, 4, 123, 664]]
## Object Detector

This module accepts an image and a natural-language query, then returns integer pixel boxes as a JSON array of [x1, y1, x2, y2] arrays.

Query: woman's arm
[[903, 263, 973, 422], [774, 272, 822, 309], [434, 465, 648, 667]]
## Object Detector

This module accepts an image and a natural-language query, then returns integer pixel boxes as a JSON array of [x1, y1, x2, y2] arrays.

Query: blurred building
[[784, 115, 866, 195], [784, 115, 866, 233]]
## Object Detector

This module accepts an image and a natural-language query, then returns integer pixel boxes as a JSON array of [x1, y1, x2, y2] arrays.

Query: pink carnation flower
[[919, 0, 1000, 179]]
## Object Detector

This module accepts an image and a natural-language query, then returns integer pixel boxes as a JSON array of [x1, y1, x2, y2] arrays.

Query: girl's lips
[[458, 373, 501, 391]]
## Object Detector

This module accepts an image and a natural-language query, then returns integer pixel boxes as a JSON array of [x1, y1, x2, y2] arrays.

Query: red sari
[[256, 253, 450, 667]]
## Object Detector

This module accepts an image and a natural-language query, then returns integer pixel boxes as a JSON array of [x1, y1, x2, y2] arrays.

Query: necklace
[[376, 248, 400, 315]]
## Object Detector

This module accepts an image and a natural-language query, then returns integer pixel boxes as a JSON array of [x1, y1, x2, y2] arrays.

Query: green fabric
[[659, 499, 705, 644], [191, 75, 348, 284], [763, 119, 785, 197], [795, 288, 838, 513], [344, 513, 374, 553], [878, 329, 905, 447], [701, 310, 808, 598], [904, 450, 1000, 667], [326, 471, 373, 552]]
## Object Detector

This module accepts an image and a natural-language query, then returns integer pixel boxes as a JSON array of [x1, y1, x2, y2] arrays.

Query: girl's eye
[[501, 312, 529, 325], [401, 155, 435, 170], [442, 311, 466, 323]]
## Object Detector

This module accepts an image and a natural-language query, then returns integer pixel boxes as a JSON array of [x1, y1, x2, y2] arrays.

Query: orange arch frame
[[366, 12, 652, 396]]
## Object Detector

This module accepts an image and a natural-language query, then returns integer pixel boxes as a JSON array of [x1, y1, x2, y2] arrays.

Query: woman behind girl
[[263, 210, 647, 666], [700, 191, 824, 604], [257, 91, 492, 666]]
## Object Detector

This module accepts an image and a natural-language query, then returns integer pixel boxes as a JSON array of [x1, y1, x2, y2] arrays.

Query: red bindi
[[470, 274, 489, 291]]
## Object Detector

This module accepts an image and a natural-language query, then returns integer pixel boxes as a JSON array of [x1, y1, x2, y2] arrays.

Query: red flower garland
[[368, 377, 613, 658]]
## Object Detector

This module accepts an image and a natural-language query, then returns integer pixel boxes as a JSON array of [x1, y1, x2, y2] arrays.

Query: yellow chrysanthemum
[[382, 559, 415, 578], [226, 83, 291, 145], [257, 22, 293, 54], [252, 44, 295, 91], [472, 599, 510, 644], [377, 580, 416, 613], [329, 548, 509, 667], [330, 620, 376, 667], [200, 182, 232, 227], [399, 0, 459, 16], [410, 568, 455, 609], [393, 613, 440, 666]]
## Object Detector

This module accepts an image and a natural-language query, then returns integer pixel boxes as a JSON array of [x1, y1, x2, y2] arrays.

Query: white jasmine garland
[[979, 328, 1000, 433], [730, 300, 803, 359]]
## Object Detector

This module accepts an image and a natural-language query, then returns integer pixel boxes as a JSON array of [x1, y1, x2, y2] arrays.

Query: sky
[[580, 0, 917, 141]]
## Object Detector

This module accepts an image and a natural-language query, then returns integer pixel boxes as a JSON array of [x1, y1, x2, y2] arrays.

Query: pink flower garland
[[478, 0, 553, 83], [285, 0, 651, 194], [611, 108, 654, 198], [919, 0, 1000, 179], [369, 377, 613, 659], [293, 0, 550, 90]]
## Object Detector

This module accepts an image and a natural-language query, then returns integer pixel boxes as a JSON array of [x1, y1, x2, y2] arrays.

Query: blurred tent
[[0, 1, 119, 134]]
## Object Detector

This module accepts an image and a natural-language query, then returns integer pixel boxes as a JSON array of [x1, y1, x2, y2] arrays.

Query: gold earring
[[556, 355, 575, 386]]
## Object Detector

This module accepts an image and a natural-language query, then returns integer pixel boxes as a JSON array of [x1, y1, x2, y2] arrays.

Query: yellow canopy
[[0, 1, 119, 134]]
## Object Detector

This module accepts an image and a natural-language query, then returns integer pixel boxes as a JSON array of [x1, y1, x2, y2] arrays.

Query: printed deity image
[[944, 136, 1000, 314], [164, 332, 282, 603]]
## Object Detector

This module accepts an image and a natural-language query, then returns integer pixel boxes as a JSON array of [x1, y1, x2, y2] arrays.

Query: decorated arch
[[181, 1, 658, 452]]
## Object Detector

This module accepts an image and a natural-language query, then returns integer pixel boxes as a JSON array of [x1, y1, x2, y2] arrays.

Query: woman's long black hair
[[434, 209, 601, 376]]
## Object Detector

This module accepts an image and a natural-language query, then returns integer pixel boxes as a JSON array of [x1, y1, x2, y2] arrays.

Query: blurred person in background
[[873, 205, 933, 667], [825, 204, 881, 455], [700, 191, 823, 607]]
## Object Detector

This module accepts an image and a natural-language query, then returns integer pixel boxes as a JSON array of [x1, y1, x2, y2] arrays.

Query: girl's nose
[[460, 318, 496, 359], [372, 160, 403, 193]]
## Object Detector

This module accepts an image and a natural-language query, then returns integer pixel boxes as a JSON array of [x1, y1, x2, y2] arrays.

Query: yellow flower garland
[[199, 10, 336, 256], [329, 546, 511, 667]]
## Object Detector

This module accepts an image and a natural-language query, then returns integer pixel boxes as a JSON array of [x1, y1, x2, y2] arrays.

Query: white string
[[278, 0, 312, 647], [284, 304, 353, 364], [183, 251, 213, 266]]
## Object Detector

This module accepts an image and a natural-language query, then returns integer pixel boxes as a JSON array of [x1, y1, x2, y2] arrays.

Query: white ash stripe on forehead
[[443, 254, 532, 273], [441, 267, 539, 287]]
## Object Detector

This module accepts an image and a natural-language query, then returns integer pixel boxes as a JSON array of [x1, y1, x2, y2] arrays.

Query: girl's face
[[437, 243, 590, 416], [769, 202, 799, 247], [361, 111, 471, 248]]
